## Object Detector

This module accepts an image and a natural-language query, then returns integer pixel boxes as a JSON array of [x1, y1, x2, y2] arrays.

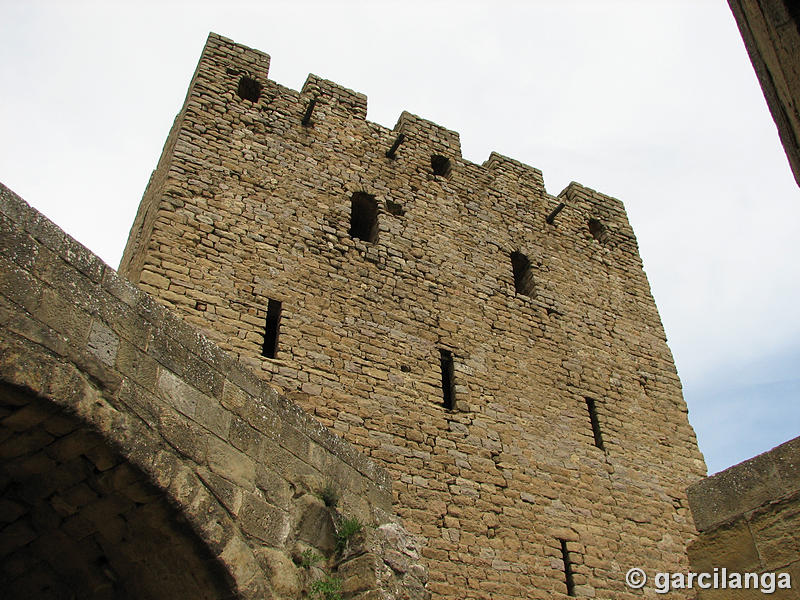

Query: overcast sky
[[1, 0, 798, 475]]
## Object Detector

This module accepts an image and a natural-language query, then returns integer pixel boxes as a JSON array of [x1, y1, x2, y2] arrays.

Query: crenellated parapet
[[392, 111, 462, 162], [134, 32, 626, 236], [301, 73, 368, 121]]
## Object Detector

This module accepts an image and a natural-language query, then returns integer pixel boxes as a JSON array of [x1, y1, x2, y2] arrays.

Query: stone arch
[[0, 338, 268, 600]]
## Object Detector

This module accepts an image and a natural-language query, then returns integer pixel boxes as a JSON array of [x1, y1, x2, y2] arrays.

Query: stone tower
[[120, 33, 706, 599]]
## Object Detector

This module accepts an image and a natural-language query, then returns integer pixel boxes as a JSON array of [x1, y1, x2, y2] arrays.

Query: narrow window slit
[[439, 349, 455, 410], [559, 538, 576, 597], [510, 251, 536, 297], [262, 299, 282, 359], [349, 192, 378, 243], [585, 397, 604, 450]]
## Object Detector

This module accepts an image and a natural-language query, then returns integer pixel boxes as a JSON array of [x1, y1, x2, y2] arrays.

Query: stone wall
[[687, 436, 799, 598], [728, 0, 800, 186], [119, 32, 707, 598], [0, 183, 428, 599]]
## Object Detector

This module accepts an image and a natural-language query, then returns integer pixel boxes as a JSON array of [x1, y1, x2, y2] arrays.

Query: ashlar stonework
[[687, 436, 800, 599], [117, 32, 706, 599]]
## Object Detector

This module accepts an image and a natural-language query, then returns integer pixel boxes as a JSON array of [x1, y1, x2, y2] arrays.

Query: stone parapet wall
[[687, 436, 800, 599], [0, 183, 428, 599]]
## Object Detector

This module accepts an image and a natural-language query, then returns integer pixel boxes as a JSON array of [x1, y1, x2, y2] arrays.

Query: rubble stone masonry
[[120, 33, 707, 599]]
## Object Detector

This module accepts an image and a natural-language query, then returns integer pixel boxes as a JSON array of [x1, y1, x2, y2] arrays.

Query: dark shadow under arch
[[0, 382, 238, 600]]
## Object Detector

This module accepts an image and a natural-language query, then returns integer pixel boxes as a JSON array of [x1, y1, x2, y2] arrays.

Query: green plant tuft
[[335, 516, 363, 551], [310, 575, 342, 600], [300, 548, 322, 569]]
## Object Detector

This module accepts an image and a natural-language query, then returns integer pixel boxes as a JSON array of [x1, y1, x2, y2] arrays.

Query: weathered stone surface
[[688, 437, 800, 599], [207, 435, 256, 489], [340, 552, 379, 594], [687, 520, 760, 573], [294, 493, 336, 553], [256, 547, 301, 598], [86, 320, 119, 367], [239, 492, 290, 546], [688, 436, 800, 532], [749, 495, 800, 571]]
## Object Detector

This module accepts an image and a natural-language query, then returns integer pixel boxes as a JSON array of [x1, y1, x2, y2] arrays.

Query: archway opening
[[0, 383, 237, 600]]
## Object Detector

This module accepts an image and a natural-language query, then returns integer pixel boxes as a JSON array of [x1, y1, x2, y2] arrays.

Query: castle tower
[[121, 33, 706, 599]]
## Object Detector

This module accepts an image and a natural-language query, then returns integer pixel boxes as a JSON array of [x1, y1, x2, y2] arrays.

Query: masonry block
[[86, 320, 119, 367]]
